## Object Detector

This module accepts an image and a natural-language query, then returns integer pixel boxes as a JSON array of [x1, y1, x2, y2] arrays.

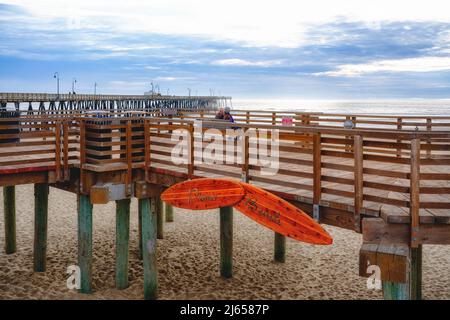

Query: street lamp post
[[187, 88, 191, 97], [94, 82, 97, 95], [72, 78, 77, 94], [53, 72, 60, 97]]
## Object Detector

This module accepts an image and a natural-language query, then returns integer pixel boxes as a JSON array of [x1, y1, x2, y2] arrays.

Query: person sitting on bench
[[224, 107, 234, 123], [215, 107, 225, 119]]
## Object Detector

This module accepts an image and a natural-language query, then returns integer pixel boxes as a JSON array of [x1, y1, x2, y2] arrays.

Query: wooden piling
[[382, 245, 422, 300], [410, 245, 423, 300], [115, 199, 130, 289], [138, 204, 143, 260], [274, 232, 286, 263], [156, 197, 164, 239], [139, 198, 158, 300], [165, 203, 174, 222], [220, 206, 233, 278], [78, 194, 93, 294], [34, 183, 49, 272], [383, 281, 410, 300], [3, 186, 16, 254]]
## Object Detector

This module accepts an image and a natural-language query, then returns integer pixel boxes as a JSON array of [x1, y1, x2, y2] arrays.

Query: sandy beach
[[0, 184, 449, 300]]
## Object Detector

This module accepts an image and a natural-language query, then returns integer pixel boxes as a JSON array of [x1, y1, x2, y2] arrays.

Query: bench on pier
[[196, 118, 240, 130]]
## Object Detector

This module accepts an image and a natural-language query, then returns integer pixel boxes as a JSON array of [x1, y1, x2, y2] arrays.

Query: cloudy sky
[[1, 0, 450, 99]]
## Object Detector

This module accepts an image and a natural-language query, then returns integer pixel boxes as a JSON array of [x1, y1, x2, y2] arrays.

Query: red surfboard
[[161, 178, 245, 210], [234, 182, 332, 245]]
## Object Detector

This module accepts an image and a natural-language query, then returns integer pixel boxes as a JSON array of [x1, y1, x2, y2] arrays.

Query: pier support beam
[[34, 184, 49, 272], [274, 232, 286, 263], [138, 205, 143, 260], [360, 237, 423, 300], [165, 203, 174, 222], [156, 197, 164, 239], [410, 245, 423, 300], [139, 198, 158, 300], [78, 194, 93, 294], [382, 250, 422, 300], [115, 199, 130, 290], [220, 206, 233, 278], [383, 281, 410, 300], [3, 186, 16, 254]]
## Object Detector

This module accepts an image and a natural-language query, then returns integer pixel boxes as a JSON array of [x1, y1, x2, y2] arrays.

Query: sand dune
[[0, 184, 449, 300]]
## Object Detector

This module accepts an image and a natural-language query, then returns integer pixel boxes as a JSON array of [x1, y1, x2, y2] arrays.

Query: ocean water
[[232, 99, 450, 116]]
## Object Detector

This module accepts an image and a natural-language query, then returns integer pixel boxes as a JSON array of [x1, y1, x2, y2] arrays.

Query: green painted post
[[78, 194, 93, 294], [34, 184, 49, 272], [410, 245, 423, 300], [274, 232, 286, 263], [383, 281, 410, 300], [139, 198, 158, 300], [115, 199, 130, 290], [220, 206, 233, 278], [383, 246, 422, 300], [165, 203, 174, 222], [3, 186, 16, 254], [156, 197, 164, 239]]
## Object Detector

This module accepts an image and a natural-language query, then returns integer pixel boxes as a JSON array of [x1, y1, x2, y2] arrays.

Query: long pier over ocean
[[0, 92, 231, 112], [1, 93, 450, 300]]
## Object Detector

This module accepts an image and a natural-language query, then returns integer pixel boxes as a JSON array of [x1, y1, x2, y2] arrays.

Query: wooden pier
[[1, 107, 450, 300], [0, 92, 231, 113]]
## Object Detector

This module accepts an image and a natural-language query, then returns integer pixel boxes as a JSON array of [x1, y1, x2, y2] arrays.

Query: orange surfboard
[[161, 178, 245, 210], [234, 182, 332, 245]]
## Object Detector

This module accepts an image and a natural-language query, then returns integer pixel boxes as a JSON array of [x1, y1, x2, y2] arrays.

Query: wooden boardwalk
[[1, 109, 450, 300]]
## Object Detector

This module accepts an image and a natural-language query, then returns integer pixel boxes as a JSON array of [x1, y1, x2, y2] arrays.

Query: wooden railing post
[[125, 120, 132, 196], [410, 138, 421, 248], [63, 120, 69, 180], [79, 119, 86, 194], [144, 120, 151, 182], [241, 129, 250, 183], [187, 122, 194, 179], [345, 116, 351, 153], [313, 133, 321, 221], [55, 121, 61, 181], [426, 118, 432, 158], [396, 118, 403, 158], [353, 135, 363, 232]]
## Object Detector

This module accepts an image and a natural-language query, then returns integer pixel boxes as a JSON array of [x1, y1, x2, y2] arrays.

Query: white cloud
[[154, 76, 177, 81], [315, 56, 450, 77], [4, 0, 450, 48], [212, 58, 282, 67]]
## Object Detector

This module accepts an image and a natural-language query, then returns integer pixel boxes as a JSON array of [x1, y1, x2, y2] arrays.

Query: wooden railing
[[178, 109, 450, 132], [138, 117, 450, 237], [1, 112, 450, 240], [0, 116, 78, 180]]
